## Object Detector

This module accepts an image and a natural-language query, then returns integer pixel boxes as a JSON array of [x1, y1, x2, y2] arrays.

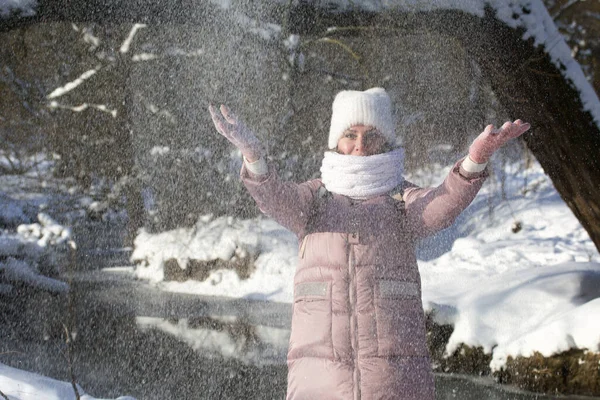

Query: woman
[[209, 88, 530, 400]]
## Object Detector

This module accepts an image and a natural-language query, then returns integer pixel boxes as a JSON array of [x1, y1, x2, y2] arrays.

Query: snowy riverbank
[[2, 157, 599, 396], [0, 362, 136, 400], [132, 159, 600, 390]]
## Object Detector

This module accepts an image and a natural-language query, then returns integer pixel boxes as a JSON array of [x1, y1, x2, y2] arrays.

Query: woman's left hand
[[468, 120, 531, 163]]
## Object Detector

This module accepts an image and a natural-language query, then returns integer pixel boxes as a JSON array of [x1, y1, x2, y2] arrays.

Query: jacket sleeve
[[398, 158, 488, 240], [240, 162, 321, 238]]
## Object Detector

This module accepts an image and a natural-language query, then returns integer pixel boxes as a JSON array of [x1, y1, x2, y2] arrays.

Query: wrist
[[463, 155, 488, 173], [467, 152, 490, 164], [243, 156, 268, 175]]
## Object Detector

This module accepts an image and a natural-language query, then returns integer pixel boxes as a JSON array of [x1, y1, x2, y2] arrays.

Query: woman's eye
[[365, 132, 381, 142]]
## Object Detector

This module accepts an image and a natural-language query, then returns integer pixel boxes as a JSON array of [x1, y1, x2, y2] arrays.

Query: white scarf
[[320, 148, 405, 200]]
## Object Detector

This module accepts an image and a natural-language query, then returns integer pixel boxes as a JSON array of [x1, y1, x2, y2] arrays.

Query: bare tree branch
[[47, 101, 117, 117], [119, 23, 147, 54], [46, 68, 99, 100], [551, 0, 582, 20], [62, 325, 81, 400]]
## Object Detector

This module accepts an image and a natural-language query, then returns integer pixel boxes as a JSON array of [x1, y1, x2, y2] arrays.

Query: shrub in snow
[[497, 350, 600, 396], [163, 255, 256, 282], [72, 175, 131, 223], [18, 213, 73, 247], [0, 213, 74, 292], [132, 215, 261, 283]]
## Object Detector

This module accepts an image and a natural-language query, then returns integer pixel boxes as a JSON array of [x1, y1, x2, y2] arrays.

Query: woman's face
[[336, 125, 387, 156]]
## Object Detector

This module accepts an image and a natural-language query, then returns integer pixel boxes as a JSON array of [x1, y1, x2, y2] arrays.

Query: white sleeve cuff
[[462, 155, 488, 173], [244, 157, 268, 175]]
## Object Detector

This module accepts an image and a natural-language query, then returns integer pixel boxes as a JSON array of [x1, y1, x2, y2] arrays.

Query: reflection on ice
[[136, 315, 289, 366]]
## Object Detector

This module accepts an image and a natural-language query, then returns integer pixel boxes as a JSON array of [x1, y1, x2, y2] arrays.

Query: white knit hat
[[328, 87, 395, 149]]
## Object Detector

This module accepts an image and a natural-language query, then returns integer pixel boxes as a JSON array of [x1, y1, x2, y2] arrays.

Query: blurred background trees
[[1, 0, 599, 250], [545, 0, 600, 95]]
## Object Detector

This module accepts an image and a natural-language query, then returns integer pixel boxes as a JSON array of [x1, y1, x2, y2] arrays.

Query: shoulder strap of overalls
[[390, 184, 406, 216], [306, 183, 332, 231], [300, 183, 331, 258]]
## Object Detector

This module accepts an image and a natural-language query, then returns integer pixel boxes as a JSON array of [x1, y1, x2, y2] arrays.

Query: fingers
[[483, 124, 495, 135], [220, 104, 238, 125], [496, 120, 531, 138], [507, 120, 531, 137], [208, 104, 228, 136], [518, 121, 531, 134]]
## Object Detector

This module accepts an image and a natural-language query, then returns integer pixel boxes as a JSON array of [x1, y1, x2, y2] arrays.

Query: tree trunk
[[439, 7, 600, 254]]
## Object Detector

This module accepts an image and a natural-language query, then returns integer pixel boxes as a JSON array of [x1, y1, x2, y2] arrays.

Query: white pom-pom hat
[[328, 87, 395, 149]]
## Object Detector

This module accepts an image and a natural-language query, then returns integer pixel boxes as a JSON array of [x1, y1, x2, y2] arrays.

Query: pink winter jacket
[[241, 158, 487, 400]]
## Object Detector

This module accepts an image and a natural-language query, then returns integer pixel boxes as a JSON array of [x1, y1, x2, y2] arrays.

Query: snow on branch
[[550, 0, 581, 20], [46, 68, 97, 100], [120, 23, 147, 54], [48, 100, 117, 117], [132, 48, 206, 62], [492, 0, 600, 129], [132, 53, 159, 62]]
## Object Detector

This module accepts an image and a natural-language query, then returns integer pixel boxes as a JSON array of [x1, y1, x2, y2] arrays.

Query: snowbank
[[420, 161, 600, 368], [132, 216, 297, 303], [133, 159, 600, 370], [0, 194, 32, 227], [0, 362, 135, 400], [0, 257, 68, 293], [429, 262, 600, 370], [0, 213, 74, 293]]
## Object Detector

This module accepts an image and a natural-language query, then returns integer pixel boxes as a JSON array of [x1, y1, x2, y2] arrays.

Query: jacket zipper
[[348, 244, 361, 400]]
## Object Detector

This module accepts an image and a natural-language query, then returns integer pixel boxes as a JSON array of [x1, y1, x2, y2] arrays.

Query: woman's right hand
[[209, 104, 264, 162]]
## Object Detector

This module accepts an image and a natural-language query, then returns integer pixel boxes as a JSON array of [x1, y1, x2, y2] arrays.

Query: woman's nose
[[354, 137, 366, 154], [354, 137, 363, 149]]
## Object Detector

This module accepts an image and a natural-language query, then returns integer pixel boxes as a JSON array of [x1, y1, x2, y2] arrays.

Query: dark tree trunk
[[428, 7, 600, 254], [112, 55, 146, 247]]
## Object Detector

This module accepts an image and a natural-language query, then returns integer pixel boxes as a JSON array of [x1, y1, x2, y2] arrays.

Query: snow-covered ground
[[0, 158, 134, 399], [132, 216, 296, 303], [0, 362, 135, 400], [0, 160, 93, 295], [419, 163, 600, 370], [132, 158, 600, 371]]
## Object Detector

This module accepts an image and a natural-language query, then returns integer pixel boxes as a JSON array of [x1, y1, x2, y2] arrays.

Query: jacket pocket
[[379, 280, 420, 298], [375, 280, 428, 357], [295, 281, 328, 300], [288, 281, 333, 360]]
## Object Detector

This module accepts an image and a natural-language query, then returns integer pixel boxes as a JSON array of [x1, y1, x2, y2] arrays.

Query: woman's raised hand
[[209, 104, 264, 162], [469, 120, 531, 163]]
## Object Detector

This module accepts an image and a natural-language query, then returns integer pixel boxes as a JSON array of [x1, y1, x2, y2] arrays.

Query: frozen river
[[1, 270, 598, 400]]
